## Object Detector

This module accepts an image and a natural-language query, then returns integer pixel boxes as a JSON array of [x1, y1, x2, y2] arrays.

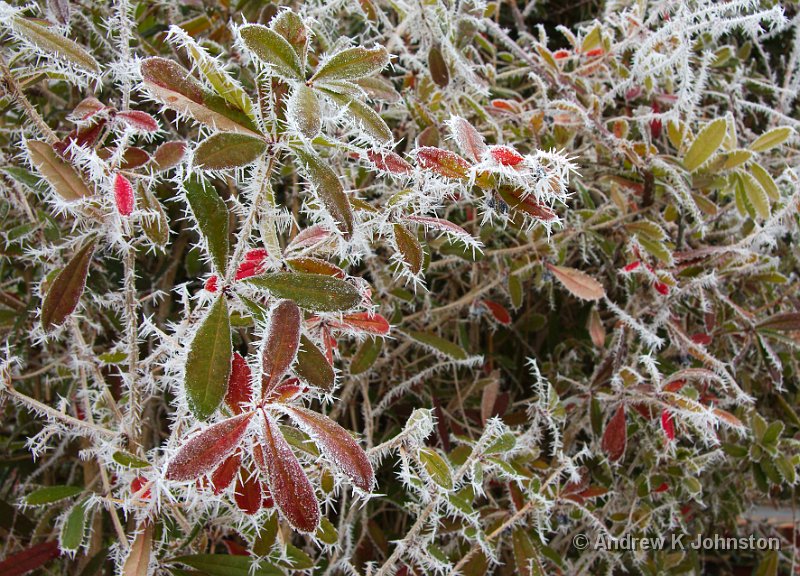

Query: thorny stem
[[123, 247, 142, 453], [374, 431, 496, 576], [0, 52, 58, 144], [73, 346, 130, 550], [0, 375, 115, 438], [225, 155, 279, 283]]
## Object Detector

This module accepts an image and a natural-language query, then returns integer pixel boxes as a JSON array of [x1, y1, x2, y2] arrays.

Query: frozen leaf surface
[[183, 295, 232, 420], [259, 413, 320, 533], [283, 406, 375, 492], [166, 412, 253, 481]]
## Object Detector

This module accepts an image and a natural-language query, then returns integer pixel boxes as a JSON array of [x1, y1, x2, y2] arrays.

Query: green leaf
[[112, 451, 150, 469], [194, 133, 267, 170], [141, 58, 260, 136], [27, 140, 93, 201], [2, 166, 46, 192], [393, 224, 423, 274], [316, 517, 338, 545], [11, 16, 100, 73], [172, 555, 282, 576], [271, 11, 309, 60], [280, 544, 314, 570], [138, 186, 169, 248], [428, 44, 450, 88], [184, 296, 232, 420], [750, 162, 779, 201], [311, 46, 389, 83], [354, 77, 401, 102], [239, 24, 303, 80], [418, 448, 453, 490], [60, 500, 88, 552], [290, 85, 321, 138], [296, 335, 335, 391], [41, 239, 95, 331], [246, 272, 360, 312], [683, 118, 727, 172], [740, 171, 770, 220], [182, 35, 256, 119], [512, 528, 540, 576], [749, 126, 792, 153], [755, 550, 779, 576], [24, 486, 82, 506], [184, 177, 229, 274], [293, 148, 354, 238], [351, 337, 382, 375], [486, 433, 516, 454], [320, 88, 391, 142], [408, 330, 468, 360]]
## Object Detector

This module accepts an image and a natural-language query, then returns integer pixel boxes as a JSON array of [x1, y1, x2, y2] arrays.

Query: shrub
[[0, 0, 798, 574]]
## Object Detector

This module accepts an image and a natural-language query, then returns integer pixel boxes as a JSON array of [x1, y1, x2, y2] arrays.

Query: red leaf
[[661, 410, 675, 441], [653, 482, 670, 493], [234, 464, 262, 515], [287, 225, 330, 252], [480, 300, 511, 326], [489, 145, 525, 167], [449, 116, 487, 162], [204, 275, 219, 293], [244, 248, 268, 263], [211, 452, 241, 494], [235, 249, 268, 281], [116, 110, 159, 133], [113, 173, 134, 216], [262, 483, 274, 509], [650, 118, 662, 140], [165, 412, 253, 481], [601, 406, 627, 462], [153, 141, 187, 171], [662, 379, 686, 393], [497, 187, 557, 221], [262, 300, 301, 398], [222, 539, 250, 556], [287, 256, 345, 278], [225, 353, 253, 414], [416, 147, 471, 179], [265, 379, 304, 403], [54, 120, 107, 158], [282, 406, 375, 492], [690, 333, 712, 346], [0, 541, 60, 576], [489, 99, 522, 114], [258, 413, 320, 532], [333, 312, 390, 335], [654, 282, 670, 295], [367, 150, 413, 174], [130, 476, 151, 500], [71, 97, 107, 121], [623, 261, 641, 272]]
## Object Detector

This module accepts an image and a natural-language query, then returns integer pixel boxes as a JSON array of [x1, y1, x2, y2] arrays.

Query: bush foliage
[[0, 0, 799, 574]]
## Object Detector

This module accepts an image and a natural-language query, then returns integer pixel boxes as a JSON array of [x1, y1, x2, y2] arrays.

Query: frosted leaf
[[280, 405, 375, 492], [165, 412, 253, 481], [258, 412, 320, 533]]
